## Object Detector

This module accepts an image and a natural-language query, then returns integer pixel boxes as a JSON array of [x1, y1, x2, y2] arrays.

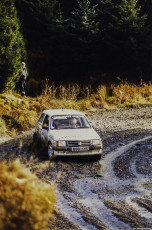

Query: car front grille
[[67, 140, 91, 147]]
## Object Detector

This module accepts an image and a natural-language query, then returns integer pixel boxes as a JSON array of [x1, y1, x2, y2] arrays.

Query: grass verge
[[1, 80, 152, 137]]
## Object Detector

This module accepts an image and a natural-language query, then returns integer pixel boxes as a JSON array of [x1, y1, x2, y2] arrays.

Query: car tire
[[48, 144, 54, 160], [33, 132, 41, 146], [32, 133, 41, 152], [33, 132, 39, 146]]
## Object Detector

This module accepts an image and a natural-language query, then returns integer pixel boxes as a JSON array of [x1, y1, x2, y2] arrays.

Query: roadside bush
[[0, 117, 7, 136], [0, 160, 55, 230], [0, 93, 38, 135]]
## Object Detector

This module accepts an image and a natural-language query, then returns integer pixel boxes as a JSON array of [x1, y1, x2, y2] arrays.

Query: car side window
[[42, 115, 50, 129], [38, 113, 45, 123]]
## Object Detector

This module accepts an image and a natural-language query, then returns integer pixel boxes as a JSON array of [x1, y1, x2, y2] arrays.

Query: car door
[[36, 113, 45, 139], [41, 115, 50, 146]]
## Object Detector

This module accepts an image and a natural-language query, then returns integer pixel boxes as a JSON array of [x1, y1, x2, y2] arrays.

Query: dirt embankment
[[0, 105, 152, 229]]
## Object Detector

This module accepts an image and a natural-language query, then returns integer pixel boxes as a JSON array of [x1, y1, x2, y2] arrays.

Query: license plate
[[72, 147, 89, 151]]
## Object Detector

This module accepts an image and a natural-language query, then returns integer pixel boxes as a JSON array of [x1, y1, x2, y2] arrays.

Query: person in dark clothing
[[20, 62, 28, 96], [52, 119, 60, 129]]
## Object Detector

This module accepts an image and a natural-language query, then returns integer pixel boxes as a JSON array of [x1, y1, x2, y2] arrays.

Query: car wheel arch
[[48, 141, 52, 146], [47, 141, 55, 160]]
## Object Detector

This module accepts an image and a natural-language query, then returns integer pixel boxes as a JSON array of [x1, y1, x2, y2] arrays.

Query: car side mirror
[[90, 121, 93, 127]]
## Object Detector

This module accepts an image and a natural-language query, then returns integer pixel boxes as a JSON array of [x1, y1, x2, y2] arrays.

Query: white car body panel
[[34, 109, 102, 158], [48, 128, 100, 141]]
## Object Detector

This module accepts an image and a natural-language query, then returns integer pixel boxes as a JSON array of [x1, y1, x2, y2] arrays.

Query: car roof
[[42, 109, 85, 116]]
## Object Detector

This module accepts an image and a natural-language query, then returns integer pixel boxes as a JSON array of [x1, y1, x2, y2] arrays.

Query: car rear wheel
[[32, 133, 43, 153], [33, 132, 40, 147], [33, 132, 37, 143]]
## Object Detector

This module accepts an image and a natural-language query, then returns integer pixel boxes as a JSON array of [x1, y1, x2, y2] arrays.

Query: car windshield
[[51, 115, 91, 130]]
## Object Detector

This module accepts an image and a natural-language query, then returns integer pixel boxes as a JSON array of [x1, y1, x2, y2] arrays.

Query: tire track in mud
[[1, 105, 152, 229], [101, 136, 152, 226], [57, 135, 152, 229], [1, 134, 152, 229]]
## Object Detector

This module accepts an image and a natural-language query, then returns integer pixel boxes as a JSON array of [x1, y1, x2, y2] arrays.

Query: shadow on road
[[29, 142, 101, 163]]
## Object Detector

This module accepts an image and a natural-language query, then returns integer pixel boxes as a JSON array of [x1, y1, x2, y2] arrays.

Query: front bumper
[[53, 146, 102, 156]]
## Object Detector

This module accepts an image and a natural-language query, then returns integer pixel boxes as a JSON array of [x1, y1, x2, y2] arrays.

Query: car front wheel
[[48, 144, 54, 160]]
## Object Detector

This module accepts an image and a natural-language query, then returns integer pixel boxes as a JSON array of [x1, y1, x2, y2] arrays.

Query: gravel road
[[0, 105, 152, 230]]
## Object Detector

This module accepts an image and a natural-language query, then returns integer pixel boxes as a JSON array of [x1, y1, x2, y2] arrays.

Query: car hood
[[48, 128, 100, 141]]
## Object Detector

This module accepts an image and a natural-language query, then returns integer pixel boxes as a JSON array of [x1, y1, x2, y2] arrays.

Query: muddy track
[[0, 105, 152, 229]]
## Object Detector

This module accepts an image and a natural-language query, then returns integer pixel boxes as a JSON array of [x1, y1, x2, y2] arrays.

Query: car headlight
[[51, 140, 57, 146], [57, 141, 66, 147], [92, 139, 101, 145], [50, 140, 66, 147]]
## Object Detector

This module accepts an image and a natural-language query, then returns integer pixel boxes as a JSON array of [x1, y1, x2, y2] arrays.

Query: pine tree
[[16, 0, 57, 32], [0, 0, 26, 91], [55, 4, 68, 28], [112, 0, 147, 34], [70, 0, 99, 42], [97, 0, 113, 36], [105, 0, 148, 76]]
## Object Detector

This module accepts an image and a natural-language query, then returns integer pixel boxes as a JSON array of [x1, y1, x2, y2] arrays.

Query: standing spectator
[[20, 62, 28, 96]]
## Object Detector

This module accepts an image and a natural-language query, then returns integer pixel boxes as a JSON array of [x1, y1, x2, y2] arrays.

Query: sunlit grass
[[1, 80, 152, 137], [0, 160, 55, 230]]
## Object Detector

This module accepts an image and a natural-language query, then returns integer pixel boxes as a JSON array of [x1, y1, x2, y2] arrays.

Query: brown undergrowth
[[0, 80, 152, 137], [0, 160, 55, 230]]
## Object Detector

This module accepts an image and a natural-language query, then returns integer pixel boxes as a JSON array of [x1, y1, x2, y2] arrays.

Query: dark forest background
[[13, 0, 152, 84]]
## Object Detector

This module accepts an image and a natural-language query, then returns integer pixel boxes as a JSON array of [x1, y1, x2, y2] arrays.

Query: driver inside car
[[52, 119, 60, 129]]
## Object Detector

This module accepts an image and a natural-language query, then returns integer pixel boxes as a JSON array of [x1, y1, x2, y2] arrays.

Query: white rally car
[[33, 109, 102, 159]]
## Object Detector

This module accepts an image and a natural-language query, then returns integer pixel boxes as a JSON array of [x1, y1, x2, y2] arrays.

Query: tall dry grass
[[0, 92, 38, 137], [0, 160, 55, 230], [41, 79, 93, 100], [1, 80, 152, 137], [91, 81, 152, 108], [109, 81, 152, 106]]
